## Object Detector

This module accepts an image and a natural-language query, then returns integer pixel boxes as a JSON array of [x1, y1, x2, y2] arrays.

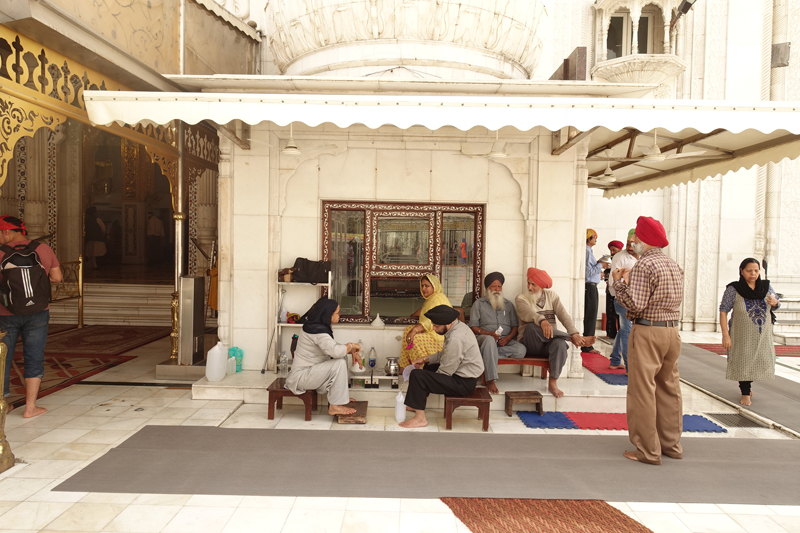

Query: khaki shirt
[[515, 289, 580, 340], [428, 321, 485, 379]]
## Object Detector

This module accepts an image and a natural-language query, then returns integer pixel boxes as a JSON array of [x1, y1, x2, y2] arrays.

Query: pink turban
[[527, 268, 553, 289]]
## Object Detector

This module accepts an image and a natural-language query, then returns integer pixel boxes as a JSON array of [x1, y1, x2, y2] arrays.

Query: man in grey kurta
[[400, 305, 485, 428], [470, 272, 526, 394]]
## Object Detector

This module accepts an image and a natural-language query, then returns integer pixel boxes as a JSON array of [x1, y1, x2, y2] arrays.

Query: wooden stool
[[336, 401, 368, 424], [445, 387, 492, 432], [498, 356, 550, 379], [505, 390, 543, 417], [267, 378, 318, 421]]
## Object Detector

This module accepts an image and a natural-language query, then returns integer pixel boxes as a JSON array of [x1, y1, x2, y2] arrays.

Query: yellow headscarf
[[418, 274, 452, 335], [586, 228, 598, 240]]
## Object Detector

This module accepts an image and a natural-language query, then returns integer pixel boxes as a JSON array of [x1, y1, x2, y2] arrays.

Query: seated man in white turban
[[470, 271, 526, 394], [516, 268, 594, 398]]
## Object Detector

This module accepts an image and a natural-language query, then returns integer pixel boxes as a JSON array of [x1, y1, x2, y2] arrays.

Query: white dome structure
[[264, 0, 549, 80]]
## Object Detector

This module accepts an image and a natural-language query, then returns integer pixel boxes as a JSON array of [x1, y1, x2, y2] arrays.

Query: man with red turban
[[516, 268, 594, 398], [612, 216, 684, 465]]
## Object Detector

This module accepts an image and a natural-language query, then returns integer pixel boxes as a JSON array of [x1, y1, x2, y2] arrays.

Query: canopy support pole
[[171, 121, 186, 361]]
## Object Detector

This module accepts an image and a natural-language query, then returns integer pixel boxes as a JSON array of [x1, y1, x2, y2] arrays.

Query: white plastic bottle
[[205, 342, 227, 382], [395, 391, 406, 423], [226, 356, 236, 376]]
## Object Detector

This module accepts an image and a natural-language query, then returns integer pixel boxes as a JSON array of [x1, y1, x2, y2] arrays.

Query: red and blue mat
[[582, 353, 628, 386], [517, 411, 726, 433]]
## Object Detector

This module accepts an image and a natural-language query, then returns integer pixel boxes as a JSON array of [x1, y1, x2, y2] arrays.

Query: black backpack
[[0, 242, 51, 315], [292, 257, 331, 284]]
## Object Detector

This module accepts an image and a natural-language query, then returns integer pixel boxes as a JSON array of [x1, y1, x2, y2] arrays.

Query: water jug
[[395, 391, 406, 423], [205, 342, 227, 382], [226, 356, 236, 376]]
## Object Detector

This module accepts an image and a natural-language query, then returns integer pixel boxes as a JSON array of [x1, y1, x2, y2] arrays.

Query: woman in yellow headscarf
[[398, 274, 452, 369]]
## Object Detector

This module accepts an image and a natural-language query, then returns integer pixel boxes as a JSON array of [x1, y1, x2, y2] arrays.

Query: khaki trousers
[[627, 324, 683, 464]]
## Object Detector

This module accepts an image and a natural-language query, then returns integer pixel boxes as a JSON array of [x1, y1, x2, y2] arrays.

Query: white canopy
[[84, 90, 800, 198]]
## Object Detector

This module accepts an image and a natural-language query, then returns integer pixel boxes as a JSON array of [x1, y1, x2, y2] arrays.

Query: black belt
[[634, 318, 678, 327], [586, 282, 597, 286]]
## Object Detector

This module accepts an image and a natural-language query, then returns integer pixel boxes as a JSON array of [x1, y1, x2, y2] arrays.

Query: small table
[[445, 387, 492, 432], [267, 377, 318, 421], [505, 390, 544, 417]]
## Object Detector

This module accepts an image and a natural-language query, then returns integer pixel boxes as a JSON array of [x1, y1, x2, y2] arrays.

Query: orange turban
[[527, 268, 552, 289], [586, 229, 597, 240]]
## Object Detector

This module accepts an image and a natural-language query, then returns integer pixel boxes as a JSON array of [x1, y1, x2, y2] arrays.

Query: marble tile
[[143, 419, 188, 426], [293, 497, 349, 511], [45, 405, 95, 418], [162, 506, 236, 533], [0, 501, 75, 530], [238, 496, 296, 509], [0, 500, 20, 517], [185, 495, 244, 508], [6, 427, 55, 442], [12, 442, 65, 460], [79, 405, 132, 417], [150, 408, 198, 420], [26, 480, 87, 503], [384, 420, 439, 433], [184, 408, 235, 421], [103, 504, 182, 533], [629, 502, 685, 513], [80, 493, 139, 504], [0, 477, 54, 501], [274, 413, 334, 431], [12, 460, 84, 479], [57, 417, 110, 431], [169, 399, 209, 409], [330, 416, 386, 432], [730, 515, 791, 533], [719, 505, 776, 516], [40, 502, 126, 531], [347, 498, 402, 512], [679, 504, 726, 514], [221, 507, 290, 533], [400, 499, 453, 514], [180, 419, 220, 427], [399, 511, 458, 533], [281, 509, 346, 533], [131, 494, 192, 506], [677, 513, 748, 532], [219, 412, 278, 429], [633, 512, 693, 533], [94, 418, 147, 432], [72, 430, 131, 445], [341, 510, 400, 533], [770, 516, 800, 532], [769, 507, 800, 517]]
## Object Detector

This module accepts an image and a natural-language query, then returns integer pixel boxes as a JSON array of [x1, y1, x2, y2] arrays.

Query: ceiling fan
[[590, 129, 710, 163], [588, 161, 618, 188]]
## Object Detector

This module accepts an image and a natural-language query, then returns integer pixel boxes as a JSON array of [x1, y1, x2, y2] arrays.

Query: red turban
[[608, 240, 624, 251], [527, 267, 552, 289], [636, 216, 668, 247], [0, 216, 26, 235]]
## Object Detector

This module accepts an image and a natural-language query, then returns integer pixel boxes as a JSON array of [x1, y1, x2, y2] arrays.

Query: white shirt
[[608, 250, 638, 297]]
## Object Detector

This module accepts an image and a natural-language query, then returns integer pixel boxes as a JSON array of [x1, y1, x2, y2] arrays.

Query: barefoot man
[[400, 305, 484, 428], [470, 272, 526, 395], [0, 216, 61, 418], [516, 268, 594, 398]]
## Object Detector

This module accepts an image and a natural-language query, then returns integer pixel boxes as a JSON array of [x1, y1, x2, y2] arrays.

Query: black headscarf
[[483, 271, 505, 288], [301, 297, 339, 337], [728, 258, 776, 324]]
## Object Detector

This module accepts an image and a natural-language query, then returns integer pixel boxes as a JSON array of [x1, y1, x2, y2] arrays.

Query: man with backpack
[[0, 216, 61, 418]]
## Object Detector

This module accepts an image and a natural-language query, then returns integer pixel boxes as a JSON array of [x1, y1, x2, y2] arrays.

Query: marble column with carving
[[568, 140, 590, 379], [692, 177, 722, 331], [56, 121, 83, 262], [266, 131, 281, 372], [24, 129, 57, 241], [216, 138, 234, 349], [680, 181, 699, 329], [195, 169, 218, 276]]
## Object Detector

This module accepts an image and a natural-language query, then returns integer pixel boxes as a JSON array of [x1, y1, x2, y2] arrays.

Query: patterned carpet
[[691, 343, 800, 357], [14, 325, 172, 356], [442, 498, 653, 533], [5, 353, 135, 408]]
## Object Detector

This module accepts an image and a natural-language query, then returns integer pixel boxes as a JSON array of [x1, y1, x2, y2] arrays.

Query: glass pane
[[376, 217, 429, 265], [370, 278, 425, 318], [607, 16, 624, 59], [637, 17, 649, 53], [330, 210, 365, 316], [441, 214, 475, 318]]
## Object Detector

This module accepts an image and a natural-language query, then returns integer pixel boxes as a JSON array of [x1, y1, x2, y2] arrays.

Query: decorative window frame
[[322, 201, 485, 324], [607, 11, 655, 57]]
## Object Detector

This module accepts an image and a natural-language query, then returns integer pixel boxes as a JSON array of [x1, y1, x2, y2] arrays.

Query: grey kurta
[[285, 330, 350, 405], [470, 296, 526, 381], [428, 321, 485, 379], [726, 293, 776, 382]]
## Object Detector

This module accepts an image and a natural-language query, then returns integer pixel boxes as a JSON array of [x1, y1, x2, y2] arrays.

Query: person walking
[[609, 231, 639, 371], [604, 240, 624, 340], [719, 258, 780, 406], [612, 216, 683, 465], [584, 229, 609, 353]]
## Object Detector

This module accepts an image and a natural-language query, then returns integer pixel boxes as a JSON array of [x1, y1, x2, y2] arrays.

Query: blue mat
[[683, 414, 727, 433], [595, 373, 628, 386], [517, 411, 578, 429]]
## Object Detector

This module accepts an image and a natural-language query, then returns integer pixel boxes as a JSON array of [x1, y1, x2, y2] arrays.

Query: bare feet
[[328, 404, 356, 416], [609, 365, 626, 370], [548, 378, 564, 398], [486, 380, 500, 394], [23, 406, 47, 418], [623, 451, 639, 462], [406, 406, 415, 412], [740, 394, 752, 406], [399, 414, 428, 428]]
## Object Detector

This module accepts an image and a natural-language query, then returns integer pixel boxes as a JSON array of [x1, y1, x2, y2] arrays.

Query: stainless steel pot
[[384, 357, 400, 376]]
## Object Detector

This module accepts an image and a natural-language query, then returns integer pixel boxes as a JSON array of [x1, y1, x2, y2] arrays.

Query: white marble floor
[[1, 331, 798, 533]]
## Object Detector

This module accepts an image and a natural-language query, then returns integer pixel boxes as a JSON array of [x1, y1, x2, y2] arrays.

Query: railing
[[50, 255, 84, 329]]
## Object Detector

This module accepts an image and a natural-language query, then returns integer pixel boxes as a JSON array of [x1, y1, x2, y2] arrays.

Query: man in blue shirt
[[584, 229, 609, 353]]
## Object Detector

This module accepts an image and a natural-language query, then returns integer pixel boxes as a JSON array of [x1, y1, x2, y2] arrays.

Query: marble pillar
[[56, 121, 84, 263], [216, 137, 234, 349]]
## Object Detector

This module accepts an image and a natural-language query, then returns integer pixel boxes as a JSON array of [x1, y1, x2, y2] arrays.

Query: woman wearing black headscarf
[[719, 258, 780, 406], [285, 298, 363, 416]]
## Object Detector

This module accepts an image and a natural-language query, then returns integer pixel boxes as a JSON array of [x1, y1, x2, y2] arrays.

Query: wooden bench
[[445, 387, 492, 432], [267, 378, 318, 421], [505, 390, 543, 417], [498, 356, 550, 380]]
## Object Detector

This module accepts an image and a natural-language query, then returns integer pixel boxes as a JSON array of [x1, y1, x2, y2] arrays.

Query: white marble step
[[192, 371, 628, 414], [774, 333, 800, 346]]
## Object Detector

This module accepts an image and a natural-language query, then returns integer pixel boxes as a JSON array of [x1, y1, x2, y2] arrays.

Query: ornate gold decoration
[[145, 148, 180, 212], [0, 331, 15, 474], [170, 291, 179, 360], [51, 259, 82, 300], [0, 95, 65, 190], [121, 138, 139, 199]]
